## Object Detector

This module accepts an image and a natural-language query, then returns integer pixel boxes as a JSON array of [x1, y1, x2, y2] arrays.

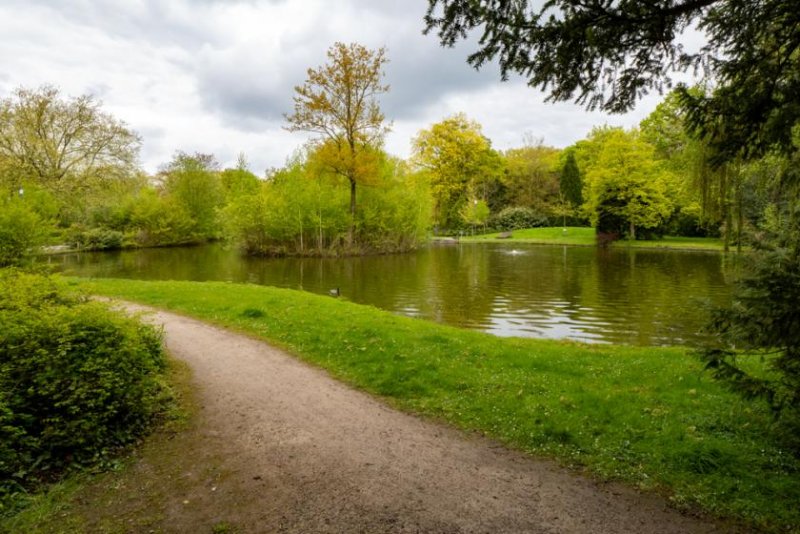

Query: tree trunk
[[736, 177, 743, 255], [721, 166, 731, 254], [348, 177, 356, 246], [629, 220, 636, 241]]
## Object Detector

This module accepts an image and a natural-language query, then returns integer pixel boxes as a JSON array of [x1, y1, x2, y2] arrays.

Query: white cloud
[[0, 0, 701, 175]]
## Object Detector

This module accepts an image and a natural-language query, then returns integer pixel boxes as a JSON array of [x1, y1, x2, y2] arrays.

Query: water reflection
[[47, 242, 733, 346]]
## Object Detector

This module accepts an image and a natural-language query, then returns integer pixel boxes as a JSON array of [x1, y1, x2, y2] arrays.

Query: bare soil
[[102, 305, 735, 533]]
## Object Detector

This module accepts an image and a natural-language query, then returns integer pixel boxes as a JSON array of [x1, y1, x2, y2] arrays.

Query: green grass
[[65, 279, 800, 531], [463, 227, 727, 251]]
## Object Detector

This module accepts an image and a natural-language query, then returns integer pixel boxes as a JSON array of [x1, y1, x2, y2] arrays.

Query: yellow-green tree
[[584, 130, 674, 239], [0, 86, 140, 193], [285, 42, 390, 245], [502, 141, 561, 214], [412, 113, 503, 229]]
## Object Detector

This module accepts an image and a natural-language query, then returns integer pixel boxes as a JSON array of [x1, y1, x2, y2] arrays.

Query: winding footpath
[[132, 305, 735, 533]]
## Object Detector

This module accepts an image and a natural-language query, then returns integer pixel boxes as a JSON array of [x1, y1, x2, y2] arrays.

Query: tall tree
[[285, 42, 390, 245], [412, 113, 503, 229], [423, 0, 800, 162], [559, 151, 582, 208], [0, 86, 140, 192]]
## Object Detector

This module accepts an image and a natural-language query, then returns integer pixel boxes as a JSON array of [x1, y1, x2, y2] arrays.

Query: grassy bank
[[70, 279, 799, 531], [462, 227, 728, 251]]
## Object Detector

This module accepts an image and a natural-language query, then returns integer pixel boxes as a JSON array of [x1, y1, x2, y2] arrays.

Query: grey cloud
[[382, 37, 501, 120], [16, 0, 221, 49], [193, 0, 500, 130]]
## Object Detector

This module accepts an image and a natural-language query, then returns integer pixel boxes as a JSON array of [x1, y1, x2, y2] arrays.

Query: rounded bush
[[0, 202, 45, 267], [68, 226, 125, 251], [488, 206, 549, 231], [0, 271, 169, 497]]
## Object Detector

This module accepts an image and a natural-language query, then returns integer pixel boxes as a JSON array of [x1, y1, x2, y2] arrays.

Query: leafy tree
[[559, 150, 582, 208], [0, 86, 140, 193], [423, 0, 800, 162], [584, 130, 674, 240], [502, 141, 561, 215], [220, 154, 260, 201], [285, 42, 390, 245], [412, 113, 503, 229], [127, 188, 195, 247], [160, 152, 223, 240]]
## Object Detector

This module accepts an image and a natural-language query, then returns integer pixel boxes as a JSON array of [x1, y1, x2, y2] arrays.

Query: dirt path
[[130, 305, 731, 533]]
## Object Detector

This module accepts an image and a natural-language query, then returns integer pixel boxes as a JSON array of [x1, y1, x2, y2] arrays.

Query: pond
[[46, 242, 735, 346]]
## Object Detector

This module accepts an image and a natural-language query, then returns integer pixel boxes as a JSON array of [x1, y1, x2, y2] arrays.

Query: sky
[[0, 0, 699, 176]]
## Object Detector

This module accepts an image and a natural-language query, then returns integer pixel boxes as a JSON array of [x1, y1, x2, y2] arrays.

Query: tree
[[285, 42, 390, 245], [412, 113, 503, 229], [559, 151, 582, 208], [220, 153, 260, 200], [423, 0, 800, 162], [0, 86, 140, 192], [160, 152, 222, 240], [584, 130, 674, 240], [701, 199, 800, 445], [502, 141, 561, 215]]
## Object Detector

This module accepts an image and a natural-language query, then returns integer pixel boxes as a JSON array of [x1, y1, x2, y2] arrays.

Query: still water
[[47, 242, 734, 346]]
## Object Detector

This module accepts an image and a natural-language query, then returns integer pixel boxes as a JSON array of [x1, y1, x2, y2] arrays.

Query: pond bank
[[461, 227, 729, 252], [60, 279, 800, 531]]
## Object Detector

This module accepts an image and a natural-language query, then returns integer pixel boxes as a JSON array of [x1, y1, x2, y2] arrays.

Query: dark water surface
[[47, 242, 734, 346]]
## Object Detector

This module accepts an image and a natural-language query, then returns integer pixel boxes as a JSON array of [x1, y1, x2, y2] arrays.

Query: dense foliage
[[0, 270, 170, 503], [0, 199, 46, 267], [584, 129, 675, 240], [223, 148, 431, 256], [700, 187, 800, 447], [488, 206, 548, 231], [412, 113, 503, 230], [559, 151, 582, 209]]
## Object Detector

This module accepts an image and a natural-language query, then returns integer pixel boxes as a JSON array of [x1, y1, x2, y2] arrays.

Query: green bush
[[0, 270, 170, 502], [488, 206, 549, 231], [0, 201, 46, 267], [67, 225, 125, 251]]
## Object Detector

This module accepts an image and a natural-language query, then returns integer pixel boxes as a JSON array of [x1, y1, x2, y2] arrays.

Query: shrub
[[68, 226, 125, 251], [0, 270, 170, 501], [488, 206, 549, 231], [0, 201, 46, 267]]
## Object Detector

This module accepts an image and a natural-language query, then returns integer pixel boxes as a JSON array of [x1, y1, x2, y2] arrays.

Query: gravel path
[[133, 305, 731, 534]]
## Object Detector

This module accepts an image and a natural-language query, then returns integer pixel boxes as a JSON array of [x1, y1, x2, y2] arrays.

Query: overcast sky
[[0, 0, 695, 175]]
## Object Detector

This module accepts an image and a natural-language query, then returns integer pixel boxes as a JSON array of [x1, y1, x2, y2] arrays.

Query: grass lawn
[[64, 278, 799, 532], [463, 227, 728, 251]]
